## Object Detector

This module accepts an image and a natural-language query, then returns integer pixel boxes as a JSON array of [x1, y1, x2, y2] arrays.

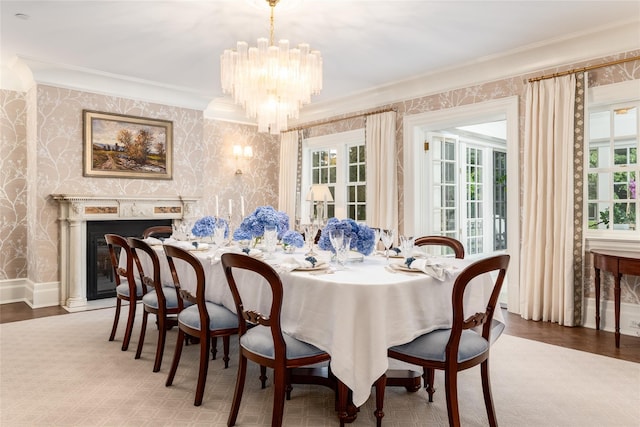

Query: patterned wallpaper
[[0, 51, 638, 308], [0, 90, 27, 280]]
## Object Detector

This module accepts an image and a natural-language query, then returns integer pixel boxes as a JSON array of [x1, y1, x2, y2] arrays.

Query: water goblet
[[329, 229, 344, 257], [304, 223, 318, 256], [380, 229, 395, 263], [399, 235, 415, 259], [212, 222, 226, 248], [263, 225, 278, 258]]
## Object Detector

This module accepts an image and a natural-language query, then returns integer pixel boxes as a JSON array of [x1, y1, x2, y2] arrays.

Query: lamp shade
[[306, 185, 333, 202]]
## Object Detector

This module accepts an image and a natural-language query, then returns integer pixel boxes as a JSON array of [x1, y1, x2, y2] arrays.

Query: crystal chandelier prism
[[220, 0, 322, 134]]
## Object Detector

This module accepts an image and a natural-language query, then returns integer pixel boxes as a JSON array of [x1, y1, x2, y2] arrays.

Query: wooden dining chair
[[142, 225, 173, 239], [220, 253, 332, 427], [163, 245, 239, 406], [415, 235, 465, 258], [105, 233, 151, 351], [128, 237, 185, 372], [387, 254, 509, 427]]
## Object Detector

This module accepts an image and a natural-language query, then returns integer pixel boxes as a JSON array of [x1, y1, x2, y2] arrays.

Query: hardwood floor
[[1, 302, 638, 363]]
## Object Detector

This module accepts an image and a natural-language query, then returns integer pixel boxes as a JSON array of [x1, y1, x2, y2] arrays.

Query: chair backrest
[[128, 237, 168, 307], [220, 253, 286, 359], [415, 235, 465, 258], [104, 233, 138, 292], [163, 245, 205, 321], [143, 225, 173, 239], [447, 254, 509, 364]]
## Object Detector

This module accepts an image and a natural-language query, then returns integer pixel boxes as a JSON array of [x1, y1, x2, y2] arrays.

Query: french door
[[428, 132, 507, 258]]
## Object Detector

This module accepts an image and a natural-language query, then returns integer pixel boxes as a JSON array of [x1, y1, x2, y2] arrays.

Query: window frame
[[301, 129, 365, 221], [584, 79, 640, 241]]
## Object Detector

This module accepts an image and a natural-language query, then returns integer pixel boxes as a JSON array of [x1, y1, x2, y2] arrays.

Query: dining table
[[121, 238, 502, 422]]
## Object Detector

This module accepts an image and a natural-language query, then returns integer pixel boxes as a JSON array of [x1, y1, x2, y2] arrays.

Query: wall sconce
[[233, 145, 253, 175]]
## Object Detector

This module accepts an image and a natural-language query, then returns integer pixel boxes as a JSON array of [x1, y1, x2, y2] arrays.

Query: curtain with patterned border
[[573, 72, 585, 325], [521, 74, 577, 326]]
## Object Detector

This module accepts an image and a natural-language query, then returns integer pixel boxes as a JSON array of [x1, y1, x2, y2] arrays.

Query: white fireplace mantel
[[53, 194, 199, 310]]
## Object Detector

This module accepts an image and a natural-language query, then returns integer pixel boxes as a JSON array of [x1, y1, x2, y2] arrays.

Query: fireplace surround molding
[[53, 194, 199, 311]]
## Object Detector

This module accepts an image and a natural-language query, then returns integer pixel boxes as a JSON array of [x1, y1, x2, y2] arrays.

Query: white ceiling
[[1, 0, 639, 121]]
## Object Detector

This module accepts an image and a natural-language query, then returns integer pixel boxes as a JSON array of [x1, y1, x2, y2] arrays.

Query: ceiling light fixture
[[220, 0, 322, 135]]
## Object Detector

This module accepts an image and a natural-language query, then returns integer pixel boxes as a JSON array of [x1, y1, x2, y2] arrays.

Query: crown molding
[[294, 19, 640, 124], [1, 20, 637, 125]]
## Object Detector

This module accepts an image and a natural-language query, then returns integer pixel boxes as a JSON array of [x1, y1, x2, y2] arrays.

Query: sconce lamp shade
[[306, 184, 333, 202]]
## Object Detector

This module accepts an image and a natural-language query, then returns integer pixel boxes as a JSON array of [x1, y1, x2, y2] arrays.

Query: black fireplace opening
[[87, 219, 172, 300]]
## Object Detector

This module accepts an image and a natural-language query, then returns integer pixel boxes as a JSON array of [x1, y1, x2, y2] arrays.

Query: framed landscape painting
[[83, 110, 173, 179]]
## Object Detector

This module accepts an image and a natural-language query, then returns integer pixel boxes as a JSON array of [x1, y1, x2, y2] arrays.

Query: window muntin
[[303, 130, 366, 222], [587, 102, 639, 232]]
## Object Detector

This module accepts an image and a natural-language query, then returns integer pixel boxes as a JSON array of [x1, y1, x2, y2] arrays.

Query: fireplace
[[87, 219, 171, 300], [53, 194, 198, 310]]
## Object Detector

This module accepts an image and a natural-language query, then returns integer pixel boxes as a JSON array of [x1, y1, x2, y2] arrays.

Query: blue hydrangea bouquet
[[232, 205, 290, 244], [191, 216, 229, 239], [281, 230, 304, 253], [317, 217, 376, 255]]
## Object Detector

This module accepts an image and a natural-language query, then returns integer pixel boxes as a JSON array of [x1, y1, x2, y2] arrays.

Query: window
[[302, 129, 366, 222], [586, 94, 639, 233]]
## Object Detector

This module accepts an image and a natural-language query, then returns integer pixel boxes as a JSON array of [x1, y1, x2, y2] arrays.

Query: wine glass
[[380, 229, 395, 263], [329, 229, 344, 257], [335, 235, 351, 268], [372, 228, 381, 253]]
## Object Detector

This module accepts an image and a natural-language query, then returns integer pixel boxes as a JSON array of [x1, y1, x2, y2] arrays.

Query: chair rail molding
[[52, 194, 199, 311]]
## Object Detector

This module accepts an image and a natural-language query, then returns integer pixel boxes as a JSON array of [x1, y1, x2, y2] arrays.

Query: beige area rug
[[1, 306, 639, 427]]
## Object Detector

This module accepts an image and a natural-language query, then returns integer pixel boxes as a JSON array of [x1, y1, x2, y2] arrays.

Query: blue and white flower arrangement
[[191, 216, 229, 238], [233, 205, 290, 242], [317, 217, 376, 255], [281, 230, 304, 248]]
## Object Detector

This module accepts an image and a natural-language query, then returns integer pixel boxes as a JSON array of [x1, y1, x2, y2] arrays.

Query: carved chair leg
[[424, 367, 436, 402], [260, 365, 268, 389]]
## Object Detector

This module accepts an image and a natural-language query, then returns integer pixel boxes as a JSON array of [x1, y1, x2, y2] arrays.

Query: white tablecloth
[[122, 243, 501, 407]]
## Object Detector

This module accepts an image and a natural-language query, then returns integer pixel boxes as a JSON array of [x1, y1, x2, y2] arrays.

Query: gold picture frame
[[83, 110, 173, 179]]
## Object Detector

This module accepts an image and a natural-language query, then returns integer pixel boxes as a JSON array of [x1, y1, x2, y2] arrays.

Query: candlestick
[[228, 199, 233, 216], [215, 195, 219, 217], [241, 196, 245, 217]]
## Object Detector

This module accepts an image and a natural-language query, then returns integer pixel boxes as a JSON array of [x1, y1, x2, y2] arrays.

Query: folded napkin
[[407, 257, 459, 281], [278, 256, 318, 272], [143, 237, 163, 245], [166, 241, 196, 251]]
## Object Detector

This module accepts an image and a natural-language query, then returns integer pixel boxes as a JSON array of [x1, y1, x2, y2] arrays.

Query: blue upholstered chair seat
[[390, 320, 505, 363], [142, 287, 193, 310], [240, 326, 326, 360], [115, 280, 147, 298], [178, 302, 238, 331]]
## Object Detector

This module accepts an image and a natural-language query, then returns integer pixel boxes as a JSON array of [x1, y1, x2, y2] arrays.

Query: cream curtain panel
[[521, 74, 576, 326], [365, 111, 397, 230], [278, 130, 299, 221]]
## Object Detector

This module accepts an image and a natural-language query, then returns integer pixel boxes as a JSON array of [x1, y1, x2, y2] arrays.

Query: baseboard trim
[[583, 298, 640, 337], [0, 278, 61, 308]]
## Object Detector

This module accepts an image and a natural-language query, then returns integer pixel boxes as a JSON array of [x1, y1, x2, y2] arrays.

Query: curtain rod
[[528, 55, 640, 83], [286, 107, 397, 132]]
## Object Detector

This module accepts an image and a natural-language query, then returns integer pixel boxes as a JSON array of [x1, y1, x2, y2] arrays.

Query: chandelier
[[220, 0, 323, 134]]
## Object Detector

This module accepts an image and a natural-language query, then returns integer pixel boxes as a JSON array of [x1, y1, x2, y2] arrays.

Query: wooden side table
[[591, 249, 640, 347]]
